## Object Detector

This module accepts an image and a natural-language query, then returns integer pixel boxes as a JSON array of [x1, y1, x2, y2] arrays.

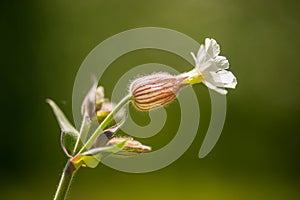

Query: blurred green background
[[1, 0, 300, 199]]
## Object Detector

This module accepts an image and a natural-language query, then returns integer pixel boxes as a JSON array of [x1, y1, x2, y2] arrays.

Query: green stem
[[78, 94, 132, 154], [54, 95, 131, 200], [53, 161, 77, 200], [73, 115, 91, 155]]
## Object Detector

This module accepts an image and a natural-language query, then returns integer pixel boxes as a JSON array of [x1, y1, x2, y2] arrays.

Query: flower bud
[[95, 86, 105, 111], [130, 73, 186, 111], [107, 137, 151, 153]]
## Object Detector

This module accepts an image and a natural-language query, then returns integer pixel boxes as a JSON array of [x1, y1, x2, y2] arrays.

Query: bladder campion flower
[[48, 37, 238, 200], [182, 38, 237, 95], [130, 38, 237, 111]]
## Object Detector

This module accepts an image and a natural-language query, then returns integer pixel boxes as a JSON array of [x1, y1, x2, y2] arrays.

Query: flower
[[130, 73, 187, 111], [129, 38, 237, 112], [182, 38, 237, 95]]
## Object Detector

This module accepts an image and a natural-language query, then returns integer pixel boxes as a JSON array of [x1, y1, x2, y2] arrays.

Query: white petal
[[217, 70, 237, 88], [190, 52, 198, 67], [214, 56, 229, 69], [209, 70, 237, 89], [205, 38, 220, 58], [199, 59, 215, 72], [198, 56, 229, 73], [196, 44, 205, 60], [193, 45, 211, 71], [203, 80, 228, 95], [189, 38, 237, 94], [197, 45, 208, 66]]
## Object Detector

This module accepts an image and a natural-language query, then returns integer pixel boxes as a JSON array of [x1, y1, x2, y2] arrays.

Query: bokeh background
[[1, 0, 300, 199]]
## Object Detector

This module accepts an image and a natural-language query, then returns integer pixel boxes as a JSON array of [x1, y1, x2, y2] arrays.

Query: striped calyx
[[130, 73, 186, 111]]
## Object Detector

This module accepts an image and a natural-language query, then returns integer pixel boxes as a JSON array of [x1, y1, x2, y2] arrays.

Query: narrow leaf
[[71, 141, 126, 168], [46, 99, 79, 155], [46, 99, 79, 135], [83, 140, 126, 156]]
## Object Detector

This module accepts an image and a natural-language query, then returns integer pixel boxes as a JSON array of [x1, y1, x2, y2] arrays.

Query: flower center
[[180, 68, 204, 85]]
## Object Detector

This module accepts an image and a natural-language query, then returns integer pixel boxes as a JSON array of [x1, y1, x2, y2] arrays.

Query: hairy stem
[[53, 161, 77, 200]]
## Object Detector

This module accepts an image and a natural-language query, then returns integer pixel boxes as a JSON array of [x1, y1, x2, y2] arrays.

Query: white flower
[[190, 38, 237, 95]]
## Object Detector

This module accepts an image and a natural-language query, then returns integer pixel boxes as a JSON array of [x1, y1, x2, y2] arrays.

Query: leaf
[[46, 99, 79, 155], [71, 141, 126, 168], [83, 141, 126, 156], [46, 99, 79, 135], [72, 155, 100, 169]]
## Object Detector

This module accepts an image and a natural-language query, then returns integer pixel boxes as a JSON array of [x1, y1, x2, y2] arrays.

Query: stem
[[54, 95, 131, 199], [73, 115, 91, 155], [78, 94, 132, 154], [53, 161, 77, 200]]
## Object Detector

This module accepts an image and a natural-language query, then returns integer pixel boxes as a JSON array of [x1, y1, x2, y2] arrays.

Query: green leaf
[[71, 141, 126, 168], [83, 141, 126, 156], [46, 99, 79, 155], [46, 99, 79, 135], [61, 132, 78, 156]]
